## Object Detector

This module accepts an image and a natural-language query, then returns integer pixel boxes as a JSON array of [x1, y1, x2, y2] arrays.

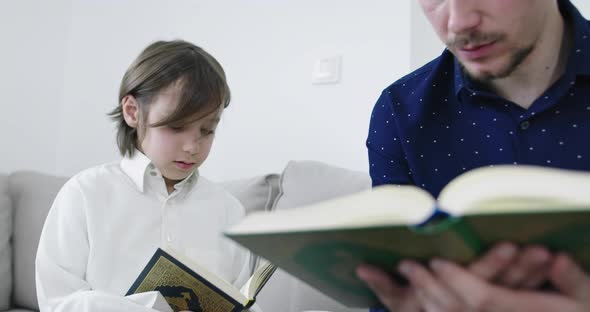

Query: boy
[[36, 40, 257, 312]]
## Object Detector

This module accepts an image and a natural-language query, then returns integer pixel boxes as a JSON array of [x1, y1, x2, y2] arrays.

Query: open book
[[224, 165, 590, 308], [126, 248, 276, 312]]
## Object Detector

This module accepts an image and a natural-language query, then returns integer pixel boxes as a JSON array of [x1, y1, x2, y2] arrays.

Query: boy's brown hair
[[109, 40, 230, 157]]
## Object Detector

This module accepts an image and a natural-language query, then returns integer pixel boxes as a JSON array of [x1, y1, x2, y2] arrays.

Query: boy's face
[[419, 0, 554, 81], [139, 85, 221, 186]]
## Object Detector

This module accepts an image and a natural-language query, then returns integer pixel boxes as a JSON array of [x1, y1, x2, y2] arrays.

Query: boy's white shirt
[[35, 150, 261, 312]]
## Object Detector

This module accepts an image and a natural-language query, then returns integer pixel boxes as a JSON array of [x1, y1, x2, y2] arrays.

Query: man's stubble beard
[[447, 31, 535, 83], [458, 44, 534, 83]]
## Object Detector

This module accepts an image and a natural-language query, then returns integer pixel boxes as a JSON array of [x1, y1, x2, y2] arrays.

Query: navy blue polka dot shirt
[[367, 0, 590, 201], [367, 1, 589, 310]]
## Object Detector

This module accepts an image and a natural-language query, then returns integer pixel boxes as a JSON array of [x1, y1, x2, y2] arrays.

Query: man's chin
[[460, 62, 509, 83], [458, 45, 533, 83], [465, 70, 497, 83]]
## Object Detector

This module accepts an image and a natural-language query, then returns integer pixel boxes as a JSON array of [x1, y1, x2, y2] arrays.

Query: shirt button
[[166, 233, 173, 242], [520, 121, 530, 130]]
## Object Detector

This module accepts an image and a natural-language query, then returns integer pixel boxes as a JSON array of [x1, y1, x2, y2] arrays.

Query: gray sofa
[[0, 160, 371, 312]]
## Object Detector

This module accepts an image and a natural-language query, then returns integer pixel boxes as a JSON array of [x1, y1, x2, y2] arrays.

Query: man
[[359, 0, 590, 311]]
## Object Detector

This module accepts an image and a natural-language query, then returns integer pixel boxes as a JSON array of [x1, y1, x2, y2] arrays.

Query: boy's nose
[[183, 136, 201, 155]]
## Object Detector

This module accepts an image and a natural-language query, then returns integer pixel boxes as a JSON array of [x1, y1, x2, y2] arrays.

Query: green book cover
[[225, 165, 590, 308]]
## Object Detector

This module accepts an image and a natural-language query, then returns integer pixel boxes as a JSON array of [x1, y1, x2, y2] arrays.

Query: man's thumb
[[550, 253, 590, 302]]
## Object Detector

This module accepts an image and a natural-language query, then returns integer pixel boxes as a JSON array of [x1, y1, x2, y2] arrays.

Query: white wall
[[0, 0, 72, 174], [49, 0, 412, 181], [577, 0, 590, 15], [4, 1, 588, 181], [410, 0, 445, 70], [410, 0, 590, 69]]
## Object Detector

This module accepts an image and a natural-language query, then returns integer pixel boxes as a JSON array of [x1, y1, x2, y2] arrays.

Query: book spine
[[446, 216, 483, 255], [430, 205, 482, 255], [412, 207, 483, 257], [243, 299, 255, 310]]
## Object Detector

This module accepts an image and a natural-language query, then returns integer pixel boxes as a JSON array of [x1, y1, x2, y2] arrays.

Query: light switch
[[312, 55, 342, 84]]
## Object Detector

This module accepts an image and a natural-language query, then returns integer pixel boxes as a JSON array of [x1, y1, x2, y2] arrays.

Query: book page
[[438, 165, 590, 216], [226, 185, 435, 235], [240, 260, 276, 299]]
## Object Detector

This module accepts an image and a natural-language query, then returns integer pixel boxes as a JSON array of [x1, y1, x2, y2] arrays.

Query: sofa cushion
[[273, 160, 371, 210], [221, 174, 280, 215], [8, 171, 68, 310], [258, 160, 370, 312], [0, 174, 12, 310], [221, 174, 280, 274]]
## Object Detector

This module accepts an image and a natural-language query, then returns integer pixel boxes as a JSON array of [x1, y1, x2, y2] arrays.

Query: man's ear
[[122, 95, 140, 128]]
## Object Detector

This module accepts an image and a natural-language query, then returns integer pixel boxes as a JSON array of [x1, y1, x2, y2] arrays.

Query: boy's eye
[[201, 129, 215, 135], [169, 126, 185, 132]]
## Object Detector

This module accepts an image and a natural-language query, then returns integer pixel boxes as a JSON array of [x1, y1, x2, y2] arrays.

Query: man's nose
[[447, 0, 481, 36]]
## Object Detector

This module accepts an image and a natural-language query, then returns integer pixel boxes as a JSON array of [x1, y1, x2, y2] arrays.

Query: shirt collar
[[561, 0, 590, 77], [174, 170, 199, 191], [120, 150, 152, 192], [120, 149, 199, 193], [453, 59, 466, 98], [454, 0, 590, 97]]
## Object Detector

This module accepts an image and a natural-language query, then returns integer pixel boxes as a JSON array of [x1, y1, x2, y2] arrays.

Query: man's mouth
[[460, 41, 495, 51], [457, 41, 498, 61]]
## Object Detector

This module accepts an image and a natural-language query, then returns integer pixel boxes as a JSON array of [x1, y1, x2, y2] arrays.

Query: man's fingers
[[430, 258, 585, 312], [429, 258, 498, 309], [498, 245, 551, 288], [415, 289, 445, 312], [399, 260, 461, 311], [468, 242, 517, 280], [519, 269, 551, 289], [550, 253, 590, 302], [469, 243, 553, 289], [356, 264, 406, 310]]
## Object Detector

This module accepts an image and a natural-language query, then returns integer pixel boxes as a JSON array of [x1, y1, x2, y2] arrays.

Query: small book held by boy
[[127, 248, 276, 312], [224, 165, 590, 308]]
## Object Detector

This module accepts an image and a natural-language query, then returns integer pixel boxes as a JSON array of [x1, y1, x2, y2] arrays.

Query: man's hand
[[399, 253, 590, 312], [356, 243, 552, 311]]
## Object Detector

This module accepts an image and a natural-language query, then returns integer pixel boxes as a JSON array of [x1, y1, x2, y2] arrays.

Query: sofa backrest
[[0, 174, 12, 311], [4, 160, 371, 312], [4, 170, 280, 311], [256, 160, 371, 312], [8, 171, 69, 310], [220, 174, 280, 273]]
